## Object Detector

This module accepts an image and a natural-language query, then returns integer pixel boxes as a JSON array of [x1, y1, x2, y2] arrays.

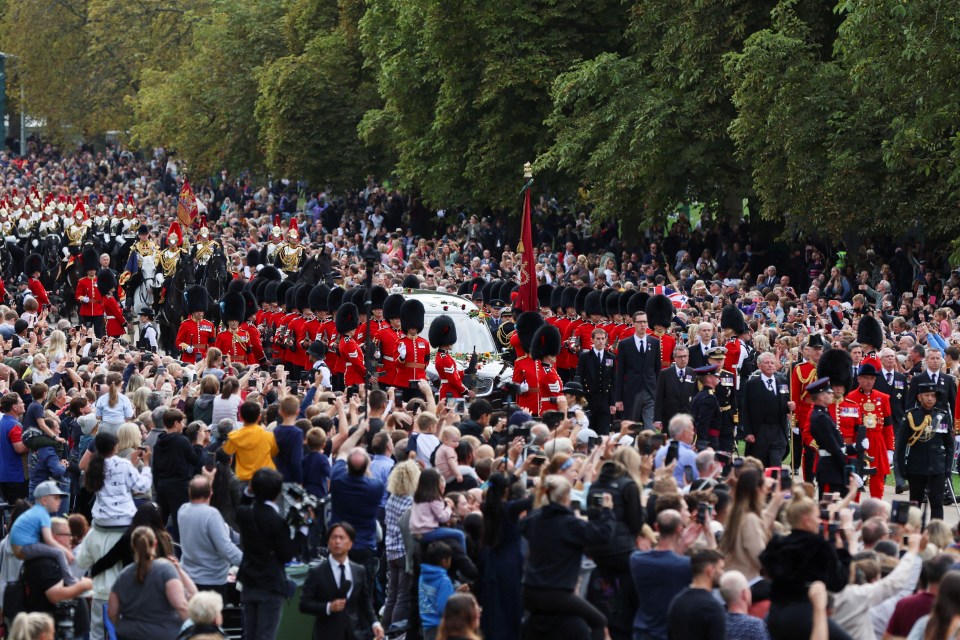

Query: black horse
[[295, 249, 331, 286], [200, 247, 229, 326], [157, 258, 193, 355]]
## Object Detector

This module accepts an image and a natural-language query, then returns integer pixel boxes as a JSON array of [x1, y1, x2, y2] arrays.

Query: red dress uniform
[[321, 319, 344, 376], [103, 296, 127, 338], [75, 276, 104, 318], [215, 327, 251, 363], [538, 363, 563, 415], [574, 321, 596, 360], [0, 278, 6, 303], [299, 317, 323, 362], [723, 338, 748, 386], [395, 336, 430, 387], [509, 333, 526, 359], [240, 321, 266, 364], [27, 278, 50, 308], [513, 356, 541, 415], [287, 315, 308, 369], [275, 313, 297, 364], [375, 326, 402, 387], [435, 350, 467, 399], [861, 352, 882, 373], [648, 329, 675, 369], [175, 318, 216, 363], [558, 318, 581, 371], [846, 387, 893, 497], [341, 336, 366, 387]]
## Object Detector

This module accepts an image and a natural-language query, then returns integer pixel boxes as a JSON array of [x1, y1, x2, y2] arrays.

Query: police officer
[[896, 382, 954, 520], [137, 308, 159, 351], [690, 364, 722, 451]]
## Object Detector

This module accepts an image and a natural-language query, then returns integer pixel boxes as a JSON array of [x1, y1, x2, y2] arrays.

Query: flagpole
[[516, 163, 537, 313]]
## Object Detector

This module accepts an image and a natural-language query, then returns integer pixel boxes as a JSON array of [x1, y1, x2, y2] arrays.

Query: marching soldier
[[512, 312, 547, 415], [691, 364, 723, 451], [374, 293, 405, 389], [24, 254, 50, 310], [897, 382, 953, 520], [175, 285, 215, 364], [75, 248, 105, 337], [554, 287, 577, 381], [846, 363, 893, 498], [430, 315, 472, 400], [272, 281, 297, 366], [240, 290, 266, 365], [285, 285, 313, 380], [807, 377, 847, 498], [336, 302, 366, 393], [323, 287, 347, 391], [396, 299, 429, 398], [573, 291, 602, 365], [646, 294, 676, 369], [215, 292, 253, 365], [530, 324, 564, 416], [720, 304, 752, 388], [791, 334, 824, 481], [857, 315, 885, 373], [97, 269, 127, 339]]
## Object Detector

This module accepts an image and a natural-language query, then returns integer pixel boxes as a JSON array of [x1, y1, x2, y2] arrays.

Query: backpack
[[406, 433, 441, 467]]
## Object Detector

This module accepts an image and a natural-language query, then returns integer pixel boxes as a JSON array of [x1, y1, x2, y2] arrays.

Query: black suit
[[687, 341, 715, 370], [653, 364, 696, 428], [577, 348, 616, 434], [300, 559, 377, 640], [615, 334, 660, 429], [740, 373, 790, 466], [876, 369, 909, 483], [907, 370, 957, 415]]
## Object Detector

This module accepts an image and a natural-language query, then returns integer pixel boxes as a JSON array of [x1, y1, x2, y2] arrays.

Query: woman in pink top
[[409, 468, 467, 551]]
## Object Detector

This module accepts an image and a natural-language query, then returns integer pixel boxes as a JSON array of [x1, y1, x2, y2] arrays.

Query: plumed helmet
[[335, 302, 360, 335], [538, 284, 554, 309], [370, 286, 388, 310], [560, 287, 578, 312], [857, 314, 884, 350], [327, 286, 345, 312], [403, 274, 421, 290], [549, 286, 565, 311], [246, 249, 261, 267], [295, 284, 311, 312], [515, 311, 546, 354], [720, 304, 749, 334], [257, 265, 282, 283], [383, 294, 404, 321], [241, 291, 258, 318], [400, 299, 425, 334], [627, 291, 649, 317], [227, 279, 246, 295], [184, 285, 210, 314], [95, 269, 117, 296], [428, 315, 457, 348], [24, 253, 43, 276], [530, 325, 562, 360], [646, 294, 675, 329], [309, 284, 330, 313], [606, 291, 621, 317], [585, 291, 604, 317], [220, 292, 246, 324], [264, 281, 280, 304], [574, 288, 590, 315], [276, 280, 295, 309], [81, 247, 99, 273], [818, 347, 854, 392]]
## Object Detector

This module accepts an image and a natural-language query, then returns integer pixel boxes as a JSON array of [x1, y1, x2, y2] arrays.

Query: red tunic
[[574, 321, 597, 360], [538, 363, 563, 415], [175, 318, 216, 363], [321, 318, 344, 374], [395, 336, 430, 387], [558, 318, 581, 370], [27, 278, 50, 308], [846, 387, 893, 475], [791, 361, 818, 446], [215, 328, 251, 363], [75, 276, 104, 317], [287, 315, 308, 368], [375, 326, 402, 387], [436, 350, 467, 399], [240, 321, 266, 364], [513, 356, 541, 415], [341, 336, 366, 386], [103, 296, 127, 338], [648, 329, 675, 369]]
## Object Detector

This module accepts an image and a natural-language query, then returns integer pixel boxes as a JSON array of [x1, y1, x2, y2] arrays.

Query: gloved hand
[[853, 474, 865, 489], [518, 382, 529, 394], [185, 346, 194, 353], [792, 427, 800, 435], [80, 296, 90, 303], [861, 438, 870, 451], [397, 343, 407, 360], [887, 450, 894, 465]]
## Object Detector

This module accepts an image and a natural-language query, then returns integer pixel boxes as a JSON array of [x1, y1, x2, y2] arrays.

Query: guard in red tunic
[[573, 290, 602, 366], [396, 299, 429, 396], [215, 292, 252, 365], [273, 282, 298, 367], [24, 254, 50, 310], [337, 302, 366, 390], [285, 285, 312, 380], [531, 324, 564, 416], [555, 287, 578, 380], [294, 284, 328, 376], [512, 311, 547, 415], [847, 363, 893, 498], [646, 294, 676, 370], [76, 248, 105, 337], [362, 285, 390, 348], [430, 314, 472, 400], [240, 291, 266, 365], [375, 293, 405, 389], [97, 269, 127, 339], [175, 285, 215, 364], [323, 287, 347, 391], [721, 304, 751, 389], [857, 315, 884, 374]]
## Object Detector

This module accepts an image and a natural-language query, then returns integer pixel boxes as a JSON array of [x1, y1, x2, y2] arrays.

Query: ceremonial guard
[[897, 382, 954, 520], [720, 304, 752, 388], [75, 248, 105, 337], [285, 285, 312, 380], [262, 216, 285, 264], [494, 307, 515, 357], [857, 315, 884, 373], [215, 293, 252, 365], [120, 224, 158, 309], [0, 201, 13, 237], [431, 315, 471, 400], [240, 290, 266, 365], [512, 312, 547, 415], [64, 201, 90, 261], [97, 269, 127, 339], [110, 195, 126, 243], [37, 201, 58, 238], [275, 218, 304, 276], [337, 302, 366, 391], [24, 254, 50, 310], [91, 195, 112, 246], [157, 220, 188, 286], [274, 284, 297, 368], [323, 287, 347, 391], [554, 287, 578, 381], [818, 348, 863, 481], [293, 284, 328, 376], [573, 291, 602, 363], [530, 324, 564, 416], [706, 347, 738, 451], [115, 196, 140, 266], [846, 363, 893, 498], [791, 334, 824, 481], [646, 294, 676, 369], [175, 285, 215, 364], [807, 377, 847, 498], [690, 364, 723, 451], [374, 293, 405, 389], [191, 216, 220, 283], [396, 299, 429, 395]]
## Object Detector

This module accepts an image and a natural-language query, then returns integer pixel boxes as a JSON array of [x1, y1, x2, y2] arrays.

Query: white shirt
[[634, 334, 646, 353], [926, 369, 940, 383], [761, 374, 777, 390], [325, 558, 354, 615]]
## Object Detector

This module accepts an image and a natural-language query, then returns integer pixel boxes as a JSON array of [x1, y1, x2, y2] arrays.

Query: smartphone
[[445, 393, 455, 409], [590, 494, 605, 509], [683, 465, 696, 485], [665, 440, 680, 465], [64, 362, 75, 368], [454, 399, 466, 414], [903, 536, 909, 546], [696, 503, 708, 525], [766, 467, 780, 481], [780, 475, 792, 492], [891, 500, 910, 525], [588, 436, 600, 450], [530, 455, 547, 466]]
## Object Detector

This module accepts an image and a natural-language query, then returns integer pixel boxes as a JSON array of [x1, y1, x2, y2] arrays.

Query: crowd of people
[[0, 140, 959, 640]]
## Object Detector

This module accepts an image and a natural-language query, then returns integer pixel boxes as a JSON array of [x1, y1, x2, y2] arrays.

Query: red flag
[[515, 179, 538, 313], [176, 179, 198, 228]]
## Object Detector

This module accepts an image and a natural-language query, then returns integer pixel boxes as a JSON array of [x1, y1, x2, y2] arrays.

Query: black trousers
[[791, 431, 804, 472], [586, 395, 612, 435], [80, 315, 105, 338], [156, 479, 189, 540], [909, 473, 946, 521], [523, 587, 607, 640]]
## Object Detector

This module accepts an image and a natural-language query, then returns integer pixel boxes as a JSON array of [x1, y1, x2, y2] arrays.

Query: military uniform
[[810, 404, 848, 497], [847, 386, 893, 498], [791, 359, 819, 480], [897, 404, 953, 520], [691, 387, 721, 451]]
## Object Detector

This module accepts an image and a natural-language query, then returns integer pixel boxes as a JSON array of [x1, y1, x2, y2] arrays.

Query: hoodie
[[418, 562, 454, 630], [152, 431, 201, 483], [222, 424, 278, 481], [193, 393, 216, 426]]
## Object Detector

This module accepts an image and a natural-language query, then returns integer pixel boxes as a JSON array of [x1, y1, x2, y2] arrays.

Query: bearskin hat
[[549, 286, 565, 311], [253, 279, 269, 306], [295, 284, 311, 312], [227, 279, 246, 295], [257, 265, 282, 282], [400, 299, 425, 334], [646, 294, 675, 329], [560, 287, 578, 312], [574, 288, 591, 315], [263, 281, 280, 304], [349, 287, 367, 311], [335, 303, 360, 335], [370, 286, 388, 310], [606, 292, 621, 318], [95, 269, 117, 296], [81, 248, 99, 273], [309, 284, 330, 314], [515, 311, 546, 354], [627, 291, 649, 317], [403, 274, 421, 290], [456, 280, 470, 296], [857, 314, 884, 350], [327, 286, 345, 312], [220, 292, 246, 324], [467, 277, 485, 301], [24, 253, 43, 276], [428, 315, 457, 348], [246, 249, 260, 267], [276, 280, 295, 309], [530, 325, 562, 360], [481, 280, 496, 306], [720, 304, 749, 335], [818, 347, 854, 392], [241, 291, 258, 318], [538, 284, 554, 309], [383, 294, 405, 321], [284, 287, 297, 312], [184, 285, 210, 315], [619, 290, 635, 317], [584, 291, 604, 317]]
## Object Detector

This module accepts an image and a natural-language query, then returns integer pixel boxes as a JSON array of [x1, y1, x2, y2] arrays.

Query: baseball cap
[[34, 481, 68, 500]]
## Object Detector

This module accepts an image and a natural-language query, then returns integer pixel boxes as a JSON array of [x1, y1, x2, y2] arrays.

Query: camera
[[590, 494, 606, 509], [285, 484, 319, 528], [55, 599, 78, 640]]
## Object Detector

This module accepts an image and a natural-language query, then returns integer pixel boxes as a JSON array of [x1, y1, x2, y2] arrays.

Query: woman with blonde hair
[[8, 612, 54, 640], [107, 525, 197, 637], [126, 374, 146, 396], [116, 423, 143, 460], [95, 371, 134, 436], [383, 460, 421, 630], [44, 329, 67, 366], [130, 386, 152, 416]]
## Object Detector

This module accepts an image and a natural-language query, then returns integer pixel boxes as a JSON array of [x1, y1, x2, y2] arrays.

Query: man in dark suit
[[615, 311, 661, 430], [236, 468, 300, 640], [577, 326, 616, 434], [875, 347, 910, 492], [687, 321, 716, 369], [300, 522, 383, 640], [653, 345, 696, 431], [740, 352, 793, 467]]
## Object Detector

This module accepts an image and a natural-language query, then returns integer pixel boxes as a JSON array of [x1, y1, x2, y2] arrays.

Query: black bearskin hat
[[96, 269, 117, 296], [627, 291, 649, 317], [646, 294, 674, 329], [383, 294, 404, 321], [585, 291, 604, 317], [276, 280, 295, 308], [246, 249, 261, 267], [227, 279, 246, 295], [184, 285, 210, 315], [560, 287, 577, 312], [220, 292, 246, 324], [619, 290, 635, 316], [309, 284, 330, 314], [606, 292, 621, 318], [818, 347, 854, 392], [295, 284, 311, 312], [400, 299, 425, 334], [574, 288, 590, 315], [515, 311, 546, 354], [549, 286, 565, 311], [530, 325, 562, 360], [720, 304, 749, 334], [857, 315, 884, 350], [81, 248, 99, 273], [327, 286, 345, 312], [370, 286, 388, 310], [24, 253, 43, 276], [241, 291, 258, 318], [263, 281, 280, 304], [257, 265, 282, 282], [335, 303, 360, 335], [538, 284, 554, 309], [403, 274, 421, 290], [428, 315, 457, 348]]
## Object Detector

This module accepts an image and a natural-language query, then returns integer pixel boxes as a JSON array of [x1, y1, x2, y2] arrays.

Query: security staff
[[690, 364, 722, 452], [897, 382, 954, 521]]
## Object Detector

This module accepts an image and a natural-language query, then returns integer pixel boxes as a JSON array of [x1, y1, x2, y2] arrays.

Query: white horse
[[131, 252, 158, 312]]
